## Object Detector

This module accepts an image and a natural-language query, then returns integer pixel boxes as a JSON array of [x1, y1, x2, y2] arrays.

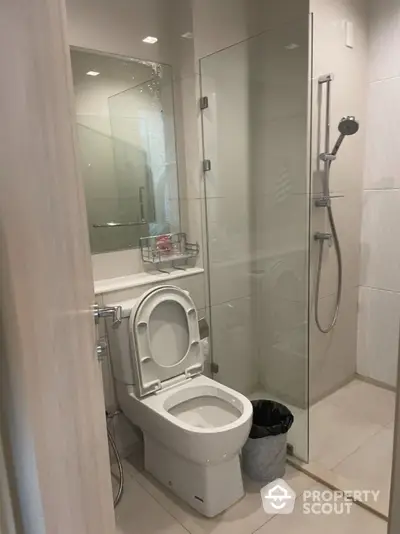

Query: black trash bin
[[242, 400, 294, 483]]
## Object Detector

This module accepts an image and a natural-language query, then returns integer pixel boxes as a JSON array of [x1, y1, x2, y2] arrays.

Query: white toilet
[[107, 285, 253, 517]]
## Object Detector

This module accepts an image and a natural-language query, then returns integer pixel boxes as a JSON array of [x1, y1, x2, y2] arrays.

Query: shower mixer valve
[[314, 232, 333, 247]]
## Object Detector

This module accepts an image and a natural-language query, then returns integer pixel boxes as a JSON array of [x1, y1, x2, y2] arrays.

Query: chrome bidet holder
[[93, 304, 122, 328]]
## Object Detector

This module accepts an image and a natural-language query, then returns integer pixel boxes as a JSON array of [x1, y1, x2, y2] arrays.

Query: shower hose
[[106, 412, 124, 508], [314, 162, 343, 334]]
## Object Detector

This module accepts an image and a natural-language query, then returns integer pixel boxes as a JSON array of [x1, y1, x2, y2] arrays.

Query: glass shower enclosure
[[200, 15, 311, 462]]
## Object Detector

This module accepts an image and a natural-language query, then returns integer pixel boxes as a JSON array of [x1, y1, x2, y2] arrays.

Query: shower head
[[330, 116, 359, 157], [338, 116, 360, 136]]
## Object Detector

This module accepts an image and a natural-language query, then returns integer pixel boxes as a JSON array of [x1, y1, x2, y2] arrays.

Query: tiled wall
[[357, 0, 400, 388], [309, 0, 368, 403]]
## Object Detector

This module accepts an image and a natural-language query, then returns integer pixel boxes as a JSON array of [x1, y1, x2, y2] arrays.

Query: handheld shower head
[[331, 116, 359, 156], [338, 116, 359, 136]]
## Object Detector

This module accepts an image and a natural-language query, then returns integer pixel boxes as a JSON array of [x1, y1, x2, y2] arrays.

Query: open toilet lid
[[129, 285, 204, 397]]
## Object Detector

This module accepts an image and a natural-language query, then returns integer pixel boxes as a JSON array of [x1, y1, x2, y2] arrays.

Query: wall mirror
[[70, 48, 180, 254]]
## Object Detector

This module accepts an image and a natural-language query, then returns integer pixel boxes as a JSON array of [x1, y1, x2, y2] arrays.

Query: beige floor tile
[[333, 425, 394, 515], [255, 483, 388, 534], [309, 401, 382, 469], [325, 380, 396, 427], [128, 460, 314, 534], [115, 467, 187, 534]]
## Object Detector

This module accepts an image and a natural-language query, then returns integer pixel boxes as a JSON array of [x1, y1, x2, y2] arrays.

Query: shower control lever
[[93, 304, 122, 328], [314, 232, 333, 247]]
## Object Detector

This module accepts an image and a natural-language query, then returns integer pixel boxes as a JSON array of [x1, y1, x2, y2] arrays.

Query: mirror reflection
[[70, 48, 180, 254]]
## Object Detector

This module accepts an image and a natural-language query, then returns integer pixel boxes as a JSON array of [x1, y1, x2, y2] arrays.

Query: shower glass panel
[[200, 16, 311, 461]]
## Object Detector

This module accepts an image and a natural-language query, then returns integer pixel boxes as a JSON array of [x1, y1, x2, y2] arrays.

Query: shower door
[[199, 16, 312, 462]]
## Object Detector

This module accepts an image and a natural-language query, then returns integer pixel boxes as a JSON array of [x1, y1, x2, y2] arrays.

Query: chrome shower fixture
[[315, 74, 360, 333], [320, 116, 360, 162]]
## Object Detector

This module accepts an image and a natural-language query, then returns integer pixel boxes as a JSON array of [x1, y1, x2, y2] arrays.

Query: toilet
[[107, 285, 253, 517]]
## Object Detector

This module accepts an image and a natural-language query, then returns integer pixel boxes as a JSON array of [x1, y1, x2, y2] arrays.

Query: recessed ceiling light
[[132, 76, 135, 79], [181, 32, 193, 39], [284, 43, 300, 50], [86, 70, 100, 76], [142, 36, 158, 44]]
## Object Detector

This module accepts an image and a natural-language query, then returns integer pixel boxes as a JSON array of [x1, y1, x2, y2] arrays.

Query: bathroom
[[1, 0, 400, 533]]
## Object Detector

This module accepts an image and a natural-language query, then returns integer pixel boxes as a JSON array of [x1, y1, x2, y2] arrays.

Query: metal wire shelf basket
[[140, 232, 199, 270]]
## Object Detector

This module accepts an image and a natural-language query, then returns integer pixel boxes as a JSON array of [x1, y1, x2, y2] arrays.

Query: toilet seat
[[129, 286, 204, 397]]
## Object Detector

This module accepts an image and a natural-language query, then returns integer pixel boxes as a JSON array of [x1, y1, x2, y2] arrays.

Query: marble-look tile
[[333, 426, 394, 516], [360, 190, 400, 292], [114, 465, 188, 534], [92, 248, 143, 281], [207, 196, 252, 306], [256, 482, 387, 534], [368, 0, 400, 82], [193, 0, 309, 60], [309, 287, 358, 404], [326, 379, 396, 427], [130, 460, 313, 534], [357, 287, 400, 388], [364, 77, 400, 190], [310, 193, 362, 300], [309, 401, 381, 469], [211, 296, 257, 395]]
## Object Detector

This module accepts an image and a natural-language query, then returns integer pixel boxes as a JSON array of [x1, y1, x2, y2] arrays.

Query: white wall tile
[[258, 296, 308, 407], [368, 0, 400, 82], [193, 0, 309, 60], [252, 115, 309, 198], [102, 272, 206, 310], [364, 77, 400, 190], [211, 296, 257, 395], [310, 286, 358, 403], [360, 190, 400, 291], [256, 193, 309, 262], [310, 192, 362, 299], [207, 196, 252, 305], [92, 248, 143, 280], [357, 286, 400, 387], [200, 45, 250, 201]]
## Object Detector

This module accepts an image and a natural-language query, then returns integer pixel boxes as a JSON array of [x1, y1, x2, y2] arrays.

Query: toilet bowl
[[108, 285, 253, 517]]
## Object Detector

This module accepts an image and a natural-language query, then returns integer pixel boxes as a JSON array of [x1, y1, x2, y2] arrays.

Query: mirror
[[70, 48, 180, 254]]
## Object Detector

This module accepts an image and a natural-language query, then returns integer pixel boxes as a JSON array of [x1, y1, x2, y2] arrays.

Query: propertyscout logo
[[261, 480, 296, 514], [261, 480, 380, 515]]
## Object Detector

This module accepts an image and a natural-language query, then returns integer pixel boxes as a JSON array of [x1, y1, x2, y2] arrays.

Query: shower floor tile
[[115, 456, 387, 534], [309, 379, 396, 516]]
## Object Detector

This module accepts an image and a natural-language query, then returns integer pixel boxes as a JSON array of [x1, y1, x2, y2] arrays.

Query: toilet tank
[[106, 298, 138, 386]]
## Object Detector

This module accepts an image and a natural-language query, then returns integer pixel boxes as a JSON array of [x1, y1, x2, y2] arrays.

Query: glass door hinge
[[210, 362, 219, 374], [203, 159, 211, 172], [200, 96, 209, 110]]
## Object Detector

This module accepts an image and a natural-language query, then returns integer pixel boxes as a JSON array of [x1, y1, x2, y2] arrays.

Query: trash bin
[[242, 400, 294, 483]]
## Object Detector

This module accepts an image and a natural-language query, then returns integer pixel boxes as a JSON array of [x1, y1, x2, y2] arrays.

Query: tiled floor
[[252, 379, 395, 516], [114, 453, 387, 534], [310, 379, 396, 515]]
